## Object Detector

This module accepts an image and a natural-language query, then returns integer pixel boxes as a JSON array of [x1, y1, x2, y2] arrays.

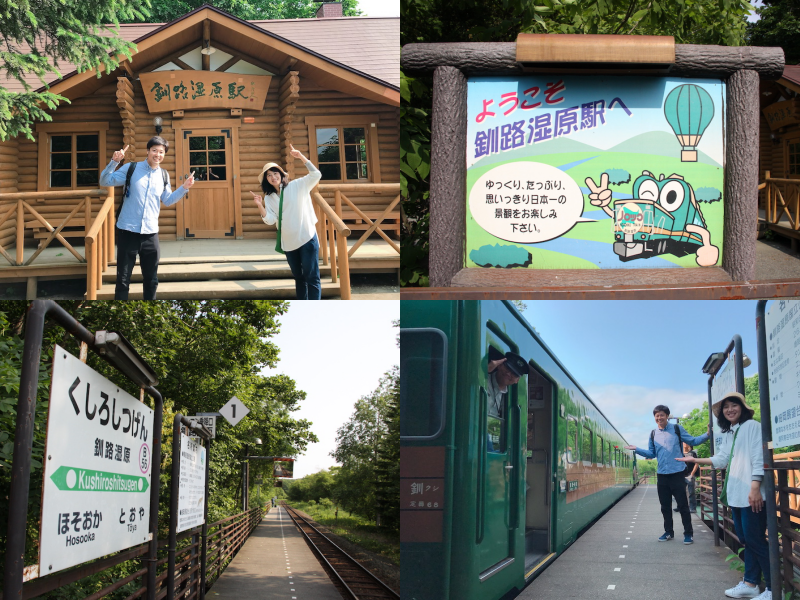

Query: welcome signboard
[[140, 71, 271, 112], [466, 76, 726, 270]]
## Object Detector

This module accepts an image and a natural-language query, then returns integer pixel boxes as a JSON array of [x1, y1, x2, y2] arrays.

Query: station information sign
[[39, 345, 153, 574], [766, 300, 800, 447], [710, 352, 737, 449], [177, 433, 206, 533]]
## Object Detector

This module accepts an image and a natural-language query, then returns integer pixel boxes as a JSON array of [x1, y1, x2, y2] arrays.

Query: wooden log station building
[[0, 2, 400, 299]]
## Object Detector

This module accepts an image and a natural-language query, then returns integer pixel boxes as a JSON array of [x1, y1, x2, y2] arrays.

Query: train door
[[524, 365, 554, 575], [478, 323, 521, 581]]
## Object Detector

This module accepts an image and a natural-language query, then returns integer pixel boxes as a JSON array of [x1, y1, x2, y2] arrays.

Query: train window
[[487, 388, 506, 453], [606, 442, 612, 465], [400, 328, 447, 440], [581, 426, 593, 463], [596, 435, 604, 465], [565, 416, 578, 464]]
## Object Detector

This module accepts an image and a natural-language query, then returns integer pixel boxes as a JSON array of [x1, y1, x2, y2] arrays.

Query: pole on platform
[[200, 438, 211, 600], [756, 300, 782, 597], [707, 376, 720, 547]]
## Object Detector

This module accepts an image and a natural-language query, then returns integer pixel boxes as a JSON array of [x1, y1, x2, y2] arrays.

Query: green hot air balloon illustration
[[664, 84, 715, 162]]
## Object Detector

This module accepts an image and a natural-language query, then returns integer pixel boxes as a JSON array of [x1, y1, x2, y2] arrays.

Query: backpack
[[650, 424, 692, 476], [117, 162, 169, 219]]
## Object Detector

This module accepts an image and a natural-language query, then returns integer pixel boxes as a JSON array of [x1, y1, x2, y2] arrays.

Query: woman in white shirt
[[677, 391, 770, 600], [251, 144, 322, 300]]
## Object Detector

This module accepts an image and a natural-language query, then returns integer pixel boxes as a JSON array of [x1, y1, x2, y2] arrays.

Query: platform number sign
[[567, 480, 579, 492], [219, 396, 250, 427]]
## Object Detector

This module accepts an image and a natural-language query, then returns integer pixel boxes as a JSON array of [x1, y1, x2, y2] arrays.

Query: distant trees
[[130, 0, 363, 23]]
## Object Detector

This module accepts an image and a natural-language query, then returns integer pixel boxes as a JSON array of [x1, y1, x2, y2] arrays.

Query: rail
[[0, 188, 115, 300], [282, 502, 399, 600], [317, 183, 400, 258], [84, 190, 116, 300], [759, 171, 800, 234], [311, 188, 352, 299], [0, 505, 265, 600]]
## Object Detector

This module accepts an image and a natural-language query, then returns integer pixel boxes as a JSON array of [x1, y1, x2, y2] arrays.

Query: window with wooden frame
[[36, 122, 108, 191], [786, 133, 800, 178], [305, 115, 382, 183]]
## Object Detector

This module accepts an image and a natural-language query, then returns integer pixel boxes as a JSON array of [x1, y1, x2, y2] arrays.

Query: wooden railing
[[697, 450, 800, 594], [311, 189, 352, 300], [759, 171, 800, 233], [84, 190, 116, 300], [0, 188, 115, 300], [317, 183, 400, 258]]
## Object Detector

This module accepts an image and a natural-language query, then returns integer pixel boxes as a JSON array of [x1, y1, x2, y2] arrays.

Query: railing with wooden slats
[[317, 183, 400, 259], [0, 505, 267, 600], [759, 171, 800, 232], [311, 189, 352, 300], [84, 189, 116, 300], [0, 189, 110, 267]]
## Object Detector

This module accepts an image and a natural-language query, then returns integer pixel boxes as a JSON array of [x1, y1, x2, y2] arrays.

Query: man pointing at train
[[624, 404, 711, 545]]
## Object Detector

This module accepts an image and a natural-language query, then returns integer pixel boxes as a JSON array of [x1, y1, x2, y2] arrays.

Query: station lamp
[[701, 352, 727, 375], [94, 330, 158, 388], [153, 116, 163, 134]]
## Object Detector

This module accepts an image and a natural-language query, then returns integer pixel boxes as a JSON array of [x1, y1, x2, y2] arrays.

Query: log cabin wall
[[0, 137, 19, 248]]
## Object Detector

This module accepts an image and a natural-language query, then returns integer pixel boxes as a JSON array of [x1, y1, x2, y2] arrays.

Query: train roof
[[502, 300, 631, 446]]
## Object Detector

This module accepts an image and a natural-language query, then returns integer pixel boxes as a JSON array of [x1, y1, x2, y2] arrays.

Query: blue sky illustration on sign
[[465, 76, 726, 270]]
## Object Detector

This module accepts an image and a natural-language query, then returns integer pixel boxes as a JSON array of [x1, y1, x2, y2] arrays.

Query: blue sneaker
[[658, 532, 674, 542], [684, 534, 693, 544]]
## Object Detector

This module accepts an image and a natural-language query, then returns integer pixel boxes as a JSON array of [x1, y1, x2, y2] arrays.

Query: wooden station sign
[[139, 71, 271, 113], [763, 98, 800, 131]]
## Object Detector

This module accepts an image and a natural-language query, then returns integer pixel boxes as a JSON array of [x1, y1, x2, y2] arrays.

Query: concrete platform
[[518, 485, 743, 600], [208, 506, 341, 600]]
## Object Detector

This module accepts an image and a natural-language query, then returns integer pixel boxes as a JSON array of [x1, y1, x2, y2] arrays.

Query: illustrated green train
[[401, 301, 638, 600], [613, 172, 708, 261]]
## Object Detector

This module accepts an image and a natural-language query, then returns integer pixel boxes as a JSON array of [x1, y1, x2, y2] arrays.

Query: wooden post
[[15, 199, 23, 265], [25, 277, 36, 300], [85, 195, 92, 237], [202, 20, 211, 71], [334, 189, 342, 219], [336, 234, 351, 300], [328, 219, 336, 283], [86, 237, 96, 300]]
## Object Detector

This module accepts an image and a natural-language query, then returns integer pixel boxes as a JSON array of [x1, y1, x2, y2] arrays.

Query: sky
[[355, 0, 399, 17], [261, 301, 399, 479], [516, 300, 766, 447]]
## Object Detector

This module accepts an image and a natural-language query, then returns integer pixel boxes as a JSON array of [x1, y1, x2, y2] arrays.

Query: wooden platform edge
[[400, 278, 800, 300]]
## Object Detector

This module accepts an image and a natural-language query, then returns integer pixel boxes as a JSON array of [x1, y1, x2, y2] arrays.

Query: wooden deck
[[0, 238, 398, 299]]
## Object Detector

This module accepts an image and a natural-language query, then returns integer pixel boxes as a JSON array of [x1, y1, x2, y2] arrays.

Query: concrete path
[[207, 506, 341, 600], [518, 485, 744, 600]]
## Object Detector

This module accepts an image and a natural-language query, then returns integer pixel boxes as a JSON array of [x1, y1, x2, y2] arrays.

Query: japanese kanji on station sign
[[177, 433, 206, 533], [766, 300, 800, 447], [466, 76, 726, 271], [139, 71, 271, 112], [39, 346, 153, 574]]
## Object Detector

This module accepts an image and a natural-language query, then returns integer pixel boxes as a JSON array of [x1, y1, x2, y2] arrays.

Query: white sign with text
[[39, 345, 153, 574], [766, 300, 800, 447], [177, 433, 206, 533]]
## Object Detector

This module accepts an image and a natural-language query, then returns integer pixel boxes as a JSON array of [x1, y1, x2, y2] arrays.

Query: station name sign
[[39, 345, 154, 575], [139, 71, 271, 112]]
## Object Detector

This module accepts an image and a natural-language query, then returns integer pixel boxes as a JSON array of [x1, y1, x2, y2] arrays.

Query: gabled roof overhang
[[39, 5, 399, 107]]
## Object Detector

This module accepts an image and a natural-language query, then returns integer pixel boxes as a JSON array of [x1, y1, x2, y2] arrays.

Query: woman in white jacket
[[677, 391, 770, 600], [251, 145, 322, 300]]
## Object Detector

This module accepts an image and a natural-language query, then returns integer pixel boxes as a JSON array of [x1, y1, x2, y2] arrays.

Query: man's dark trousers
[[115, 227, 160, 300], [657, 471, 692, 536]]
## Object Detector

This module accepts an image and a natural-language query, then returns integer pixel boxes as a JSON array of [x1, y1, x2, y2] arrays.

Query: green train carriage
[[401, 301, 638, 600]]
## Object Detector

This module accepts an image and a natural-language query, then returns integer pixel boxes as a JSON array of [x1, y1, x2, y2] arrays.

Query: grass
[[289, 501, 399, 565]]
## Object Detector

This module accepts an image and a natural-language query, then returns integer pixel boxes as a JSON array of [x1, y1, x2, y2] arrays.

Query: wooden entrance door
[[180, 128, 235, 238]]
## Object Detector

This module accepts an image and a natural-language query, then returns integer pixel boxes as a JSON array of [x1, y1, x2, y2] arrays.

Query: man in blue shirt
[[624, 404, 711, 544], [100, 137, 196, 299]]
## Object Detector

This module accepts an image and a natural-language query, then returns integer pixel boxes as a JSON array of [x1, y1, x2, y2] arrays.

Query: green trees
[[747, 0, 800, 65], [0, 300, 318, 580], [128, 0, 363, 23], [0, 0, 150, 141]]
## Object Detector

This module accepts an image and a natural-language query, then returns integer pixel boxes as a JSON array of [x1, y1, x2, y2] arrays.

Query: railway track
[[282, 503, 399, 600]]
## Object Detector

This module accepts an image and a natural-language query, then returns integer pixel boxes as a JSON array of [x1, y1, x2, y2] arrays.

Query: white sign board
[[710, 352, 737, 450], [177, 433, 206, 533], [766, 300, 800, 447], [187, 415, 216, 439], [40, 345, 153, 574], [219, 396, 249, 427]]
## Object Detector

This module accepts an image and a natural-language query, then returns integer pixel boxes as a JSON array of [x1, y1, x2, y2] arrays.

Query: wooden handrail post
[[328, 218, 336, 284], [86, 237, 97, 300], [337, 234, 351, 300], [16, 199, 23, 265], [334, 189, 342, 218], [85, 195, 91, 237]]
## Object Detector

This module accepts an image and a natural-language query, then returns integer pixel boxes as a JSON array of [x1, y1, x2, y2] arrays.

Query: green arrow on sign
[[50, 466, 149, 493]]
